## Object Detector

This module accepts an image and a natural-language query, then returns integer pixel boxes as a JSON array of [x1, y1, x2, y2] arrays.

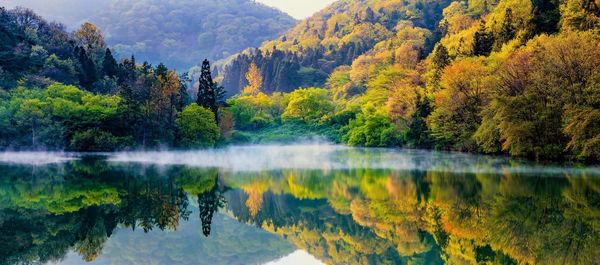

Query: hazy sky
[[256, 0, 336, 19], [4, 0, 337, 21]]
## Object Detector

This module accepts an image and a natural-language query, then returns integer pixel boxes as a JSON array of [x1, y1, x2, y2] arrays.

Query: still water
[[1, 145, 599, 265]]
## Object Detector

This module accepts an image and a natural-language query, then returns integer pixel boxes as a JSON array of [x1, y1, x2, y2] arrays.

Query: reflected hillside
[[222, 168, 600, 264], [0, 151, 599, 265], [0, 162, 292, 265]]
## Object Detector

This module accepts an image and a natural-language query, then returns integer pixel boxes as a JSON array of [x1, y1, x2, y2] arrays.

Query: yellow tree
[[428, 57, 492, 151], [75, 22, 106, 49], [243, 63, 263, 96]]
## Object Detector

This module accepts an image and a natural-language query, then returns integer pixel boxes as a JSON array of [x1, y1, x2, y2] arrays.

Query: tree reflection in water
[[198, 175, 226, 237], [0, 157, 598, 265], [0, 162, 219, 264], [223, 168, 600, 265]]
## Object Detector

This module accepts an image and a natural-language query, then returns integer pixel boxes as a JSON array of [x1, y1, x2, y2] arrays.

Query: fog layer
[[0, 152, 78, 165], [106, 144, 600, 175]]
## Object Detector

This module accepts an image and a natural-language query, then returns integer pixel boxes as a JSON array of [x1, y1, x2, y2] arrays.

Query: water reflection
[[0, 148, 599, 265]]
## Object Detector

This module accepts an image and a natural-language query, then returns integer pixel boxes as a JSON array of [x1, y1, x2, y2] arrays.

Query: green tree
[[197, 59, 216, 113], [15, 98, 47, 148], [102, 48, 118, 78], [495, 8, 516, 49], [472, 21, 494, 56], [282, 88, 334, 123], [405, 95, 433, 148], [432, 44, 450, 69], [41, 55, 78, 85], [176, 103, 220, 148], [343, 112, 399, 147], [76, 47, 98, 90]]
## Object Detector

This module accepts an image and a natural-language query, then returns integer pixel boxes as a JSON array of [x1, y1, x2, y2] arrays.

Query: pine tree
[[118, 55, 137, 86], [472, 21, 494, 56], [102, 48, 118, 78], [429, 44, 451, 92], [530, 0, 560, 34], [177, 72, 191, 111], [406, 95, 433, 148], [77, 47, 97, 89], [197, 179, 225, 237], [354, 12, 361, 23], [196, 59, 224, 122], [432, 44, 450, 69], [496, 8, 516, 49], [197, 59, 215, 109], [155, 63, 168, 78], [364, 7, 376, 23]]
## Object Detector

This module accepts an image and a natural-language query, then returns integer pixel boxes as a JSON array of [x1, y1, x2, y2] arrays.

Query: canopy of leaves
[[176, 103, 220, 148]]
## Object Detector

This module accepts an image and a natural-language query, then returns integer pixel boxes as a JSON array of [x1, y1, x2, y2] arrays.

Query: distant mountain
[[222, 0, 451, 94], [3, 0, 297, 70]]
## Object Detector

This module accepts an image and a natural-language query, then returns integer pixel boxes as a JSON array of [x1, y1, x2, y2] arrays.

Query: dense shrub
[[176, 104, 220, 148]]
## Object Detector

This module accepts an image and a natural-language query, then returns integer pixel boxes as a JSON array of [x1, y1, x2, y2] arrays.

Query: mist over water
[[0, 152, 78, 165], [104, 144, 600, 175], [1, 144, 599, 265], [1, 144, 597, 175]]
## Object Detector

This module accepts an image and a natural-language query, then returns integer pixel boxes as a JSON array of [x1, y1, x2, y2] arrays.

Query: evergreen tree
[[432, 44, 450, 69], [177, 72, 192, 111], [141, 61, 152, 75], [118, 55, 137, 86], [364, 7, 376, 23], [496, 8, 516, 49], [429, 44, 451, 92], [102, 48, 118, 78], [405, 95, 433, 148], [155, 63, 168, 78], [77, 47, 98, 90], [197, 179, 225, 237], [196, 59, 224, 122], [530, 0, 560, 35], [472, 21, 494, 56]]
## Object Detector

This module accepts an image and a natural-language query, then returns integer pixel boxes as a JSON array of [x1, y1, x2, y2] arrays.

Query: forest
[[1, 0, 600, 162], [222, 0, 600, 162], [3, 0, 296, 70], [0, 7, 224, 150]]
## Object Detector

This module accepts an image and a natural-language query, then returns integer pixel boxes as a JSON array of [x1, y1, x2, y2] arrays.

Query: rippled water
[[1, 145, 599, 264]]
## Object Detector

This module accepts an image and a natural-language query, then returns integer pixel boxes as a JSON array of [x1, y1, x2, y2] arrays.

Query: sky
[[3, 0, 337, 21], [256, 0, 337, 19]]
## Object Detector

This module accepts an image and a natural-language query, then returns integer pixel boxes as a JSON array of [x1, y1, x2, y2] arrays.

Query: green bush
[[69, 128, 129, 151], [343, 113, 399, 147], [176, 104, 220, 148]]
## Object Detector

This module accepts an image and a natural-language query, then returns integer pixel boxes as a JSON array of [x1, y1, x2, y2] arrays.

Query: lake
[[1, 144, 599, 265]]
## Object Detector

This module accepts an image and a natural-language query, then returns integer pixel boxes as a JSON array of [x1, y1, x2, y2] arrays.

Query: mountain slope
[[222, 0, 600, 161], [222, 0, 451, 94], [4, 0, 297, 70]]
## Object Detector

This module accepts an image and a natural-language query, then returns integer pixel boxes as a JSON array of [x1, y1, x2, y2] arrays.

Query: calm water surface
[[1, 145, 599, 265]]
